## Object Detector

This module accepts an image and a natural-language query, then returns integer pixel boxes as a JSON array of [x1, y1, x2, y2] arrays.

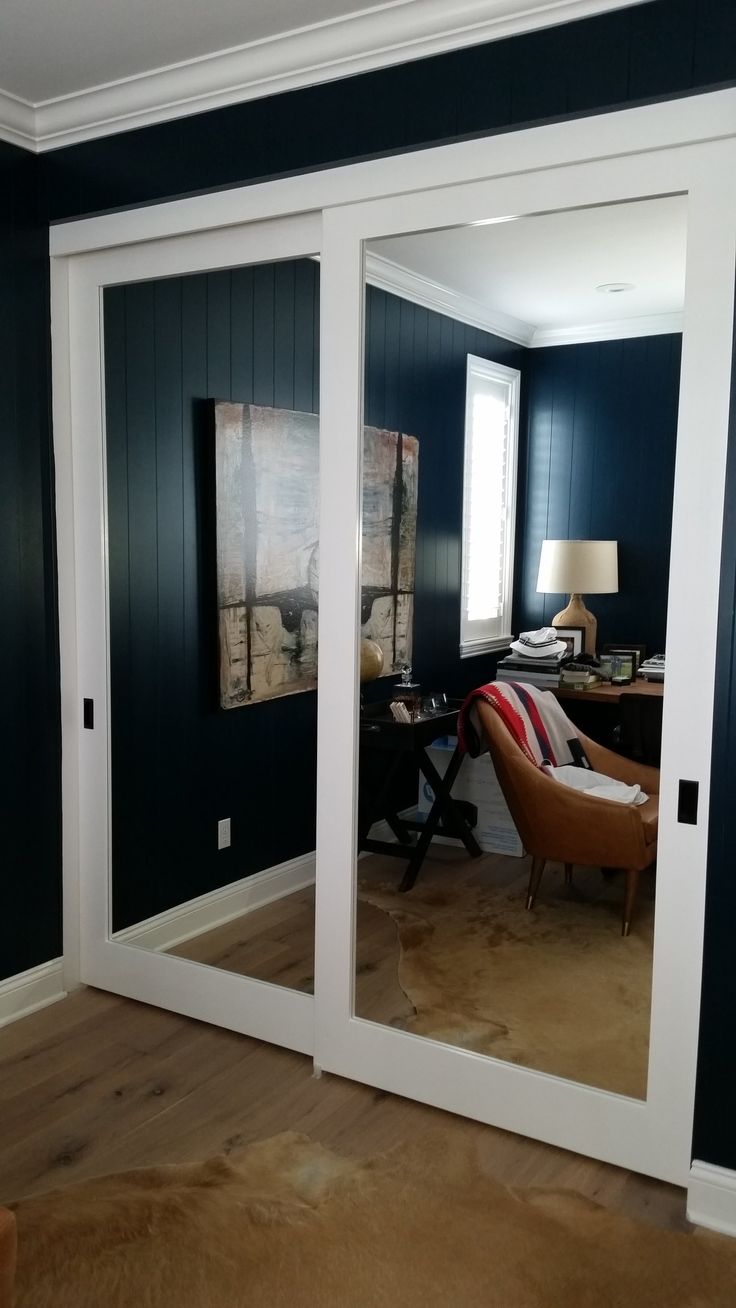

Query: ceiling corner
[[0, 89, 37, 152]]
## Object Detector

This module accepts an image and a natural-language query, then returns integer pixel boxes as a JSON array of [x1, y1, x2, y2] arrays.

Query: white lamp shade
[[536, 539, 618, 594]]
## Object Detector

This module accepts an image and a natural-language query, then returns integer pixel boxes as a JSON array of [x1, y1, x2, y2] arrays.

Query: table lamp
[[536, 539, 618, 655]]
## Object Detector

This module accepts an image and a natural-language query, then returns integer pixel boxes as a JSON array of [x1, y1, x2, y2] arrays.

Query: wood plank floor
[[0, 984, 686, 1234]]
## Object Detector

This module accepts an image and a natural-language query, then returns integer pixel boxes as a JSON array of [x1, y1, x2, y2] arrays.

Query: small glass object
[[422, 691, 448, 715], [610, 654, 634, 685], [393, 663, 421, 717], [598, 655, 614, 682]]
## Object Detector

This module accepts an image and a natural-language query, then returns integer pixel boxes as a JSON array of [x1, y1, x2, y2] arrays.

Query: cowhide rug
[[5, 1131, 735, 1308], [357, 854, 654, 1097]]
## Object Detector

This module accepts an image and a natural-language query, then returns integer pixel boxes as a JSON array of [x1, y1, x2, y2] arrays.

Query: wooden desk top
[[555, 679, 664, 705]]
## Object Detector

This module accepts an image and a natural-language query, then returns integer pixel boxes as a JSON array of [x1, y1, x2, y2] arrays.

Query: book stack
[[559, 666, 601, 690], [496, 651, 567, 688]]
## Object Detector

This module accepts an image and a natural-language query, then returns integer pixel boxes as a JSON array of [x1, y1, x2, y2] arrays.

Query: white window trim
[[460, 355, 520, 658]]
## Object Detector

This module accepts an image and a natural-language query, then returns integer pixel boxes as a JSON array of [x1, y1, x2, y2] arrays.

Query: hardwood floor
[[0, 983, 686, 1233]]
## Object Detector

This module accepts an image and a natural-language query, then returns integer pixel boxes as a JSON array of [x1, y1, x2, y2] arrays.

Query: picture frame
[[553, 625, 586, 657], [602, 643, 647, 672]]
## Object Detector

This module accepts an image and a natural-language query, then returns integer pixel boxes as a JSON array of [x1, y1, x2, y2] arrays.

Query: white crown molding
[[688, 1160, 736, 1237], [365, 250, 535, 344], [365, 251, 683, 347], [0, 87, 36, 151], [0, 0, 649, 153]]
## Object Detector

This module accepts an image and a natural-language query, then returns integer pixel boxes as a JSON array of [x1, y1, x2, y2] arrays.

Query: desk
[[359, 701, 482, 891], [555, 680, 664, 764], [555, 680, 664, 705]]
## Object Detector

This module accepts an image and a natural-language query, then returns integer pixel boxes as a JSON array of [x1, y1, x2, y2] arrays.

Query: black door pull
[[677, 779, 698, 825]]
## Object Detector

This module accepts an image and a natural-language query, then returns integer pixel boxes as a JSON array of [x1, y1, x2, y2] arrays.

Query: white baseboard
[[0, 958, 66, 1029], [113, 851, 317, 953], [688, 1161, 736, 1237]]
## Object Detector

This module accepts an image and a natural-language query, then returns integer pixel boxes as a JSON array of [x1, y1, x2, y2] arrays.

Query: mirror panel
[[354, 197, 684, 1098], [104, 257, 319, 994]]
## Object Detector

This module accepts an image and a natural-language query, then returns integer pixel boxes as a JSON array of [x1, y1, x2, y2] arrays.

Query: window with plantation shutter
[[460, 355, 520, 658]]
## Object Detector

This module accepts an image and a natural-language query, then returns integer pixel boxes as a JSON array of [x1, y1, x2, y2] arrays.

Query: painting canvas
[[214, 402, 418, 708]]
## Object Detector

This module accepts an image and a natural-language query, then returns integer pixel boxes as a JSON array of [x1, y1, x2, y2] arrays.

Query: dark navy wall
[[42, 0, 735, 223], [693, 311, 736, 1168], [105, 269, 521, 929], [3, 0, 736, 1168], [515, 335, 681, 655], [0, 142, 61, 981]]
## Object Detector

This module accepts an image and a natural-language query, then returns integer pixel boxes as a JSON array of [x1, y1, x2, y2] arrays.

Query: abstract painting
[[214, 402, 418, 708]]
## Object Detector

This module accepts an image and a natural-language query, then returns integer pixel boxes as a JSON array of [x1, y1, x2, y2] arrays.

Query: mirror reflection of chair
[[475, 701, 659, 935]]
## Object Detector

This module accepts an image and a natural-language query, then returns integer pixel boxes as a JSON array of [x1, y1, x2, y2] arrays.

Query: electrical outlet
[[217, 817, 231, 850]]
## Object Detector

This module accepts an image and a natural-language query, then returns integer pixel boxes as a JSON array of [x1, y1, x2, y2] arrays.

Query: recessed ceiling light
[[596, 282, 635, 294]]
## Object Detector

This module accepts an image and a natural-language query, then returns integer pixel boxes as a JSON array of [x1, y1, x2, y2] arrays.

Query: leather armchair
[[475, 700, 659, 935]]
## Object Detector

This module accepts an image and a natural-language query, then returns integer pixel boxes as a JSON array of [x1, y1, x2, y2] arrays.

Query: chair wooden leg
[[622, 868, 640, 937], [526, 856, 546, 911], [564, 863, 573, 886]]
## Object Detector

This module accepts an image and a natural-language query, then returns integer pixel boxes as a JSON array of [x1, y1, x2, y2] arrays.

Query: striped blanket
[[458, 681, 589, 769]]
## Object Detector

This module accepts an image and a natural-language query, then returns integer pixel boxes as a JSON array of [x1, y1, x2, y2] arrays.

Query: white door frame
[[52, 89, 736, 1178]]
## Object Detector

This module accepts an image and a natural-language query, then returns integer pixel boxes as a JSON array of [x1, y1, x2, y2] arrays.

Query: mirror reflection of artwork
[[361, 425, 419, 677], [214, 402, 418, 707]]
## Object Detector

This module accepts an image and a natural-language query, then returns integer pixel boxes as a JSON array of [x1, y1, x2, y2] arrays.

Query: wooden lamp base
[[552, 593, 597, 655]]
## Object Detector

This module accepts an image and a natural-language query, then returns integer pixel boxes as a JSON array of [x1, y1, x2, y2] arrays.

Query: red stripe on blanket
[[458, 683, 538, 764], [511, 682, 556, 765]]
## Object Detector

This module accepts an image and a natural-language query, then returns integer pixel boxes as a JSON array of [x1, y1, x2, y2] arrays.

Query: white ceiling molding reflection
[[0, 0, 649, 153], [365, 252, 534, 344], [365, 251, 684, 346], [531, 312, 683, 345]]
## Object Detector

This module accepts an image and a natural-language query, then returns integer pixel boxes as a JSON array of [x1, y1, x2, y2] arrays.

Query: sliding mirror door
[[67, 217, 322, 1051], [316, 132, 736, 1184], [353, 197, 681, 1100]]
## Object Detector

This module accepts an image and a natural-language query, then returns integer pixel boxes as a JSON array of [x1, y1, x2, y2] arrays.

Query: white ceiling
[[0, 0, 378, 102], [366, 195, 687, 345], [0, 0, 648, 151]]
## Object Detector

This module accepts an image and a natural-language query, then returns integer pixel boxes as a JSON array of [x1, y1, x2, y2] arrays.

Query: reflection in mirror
[[355, 198, 684, 1098], [104, 258, 319, 992]]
